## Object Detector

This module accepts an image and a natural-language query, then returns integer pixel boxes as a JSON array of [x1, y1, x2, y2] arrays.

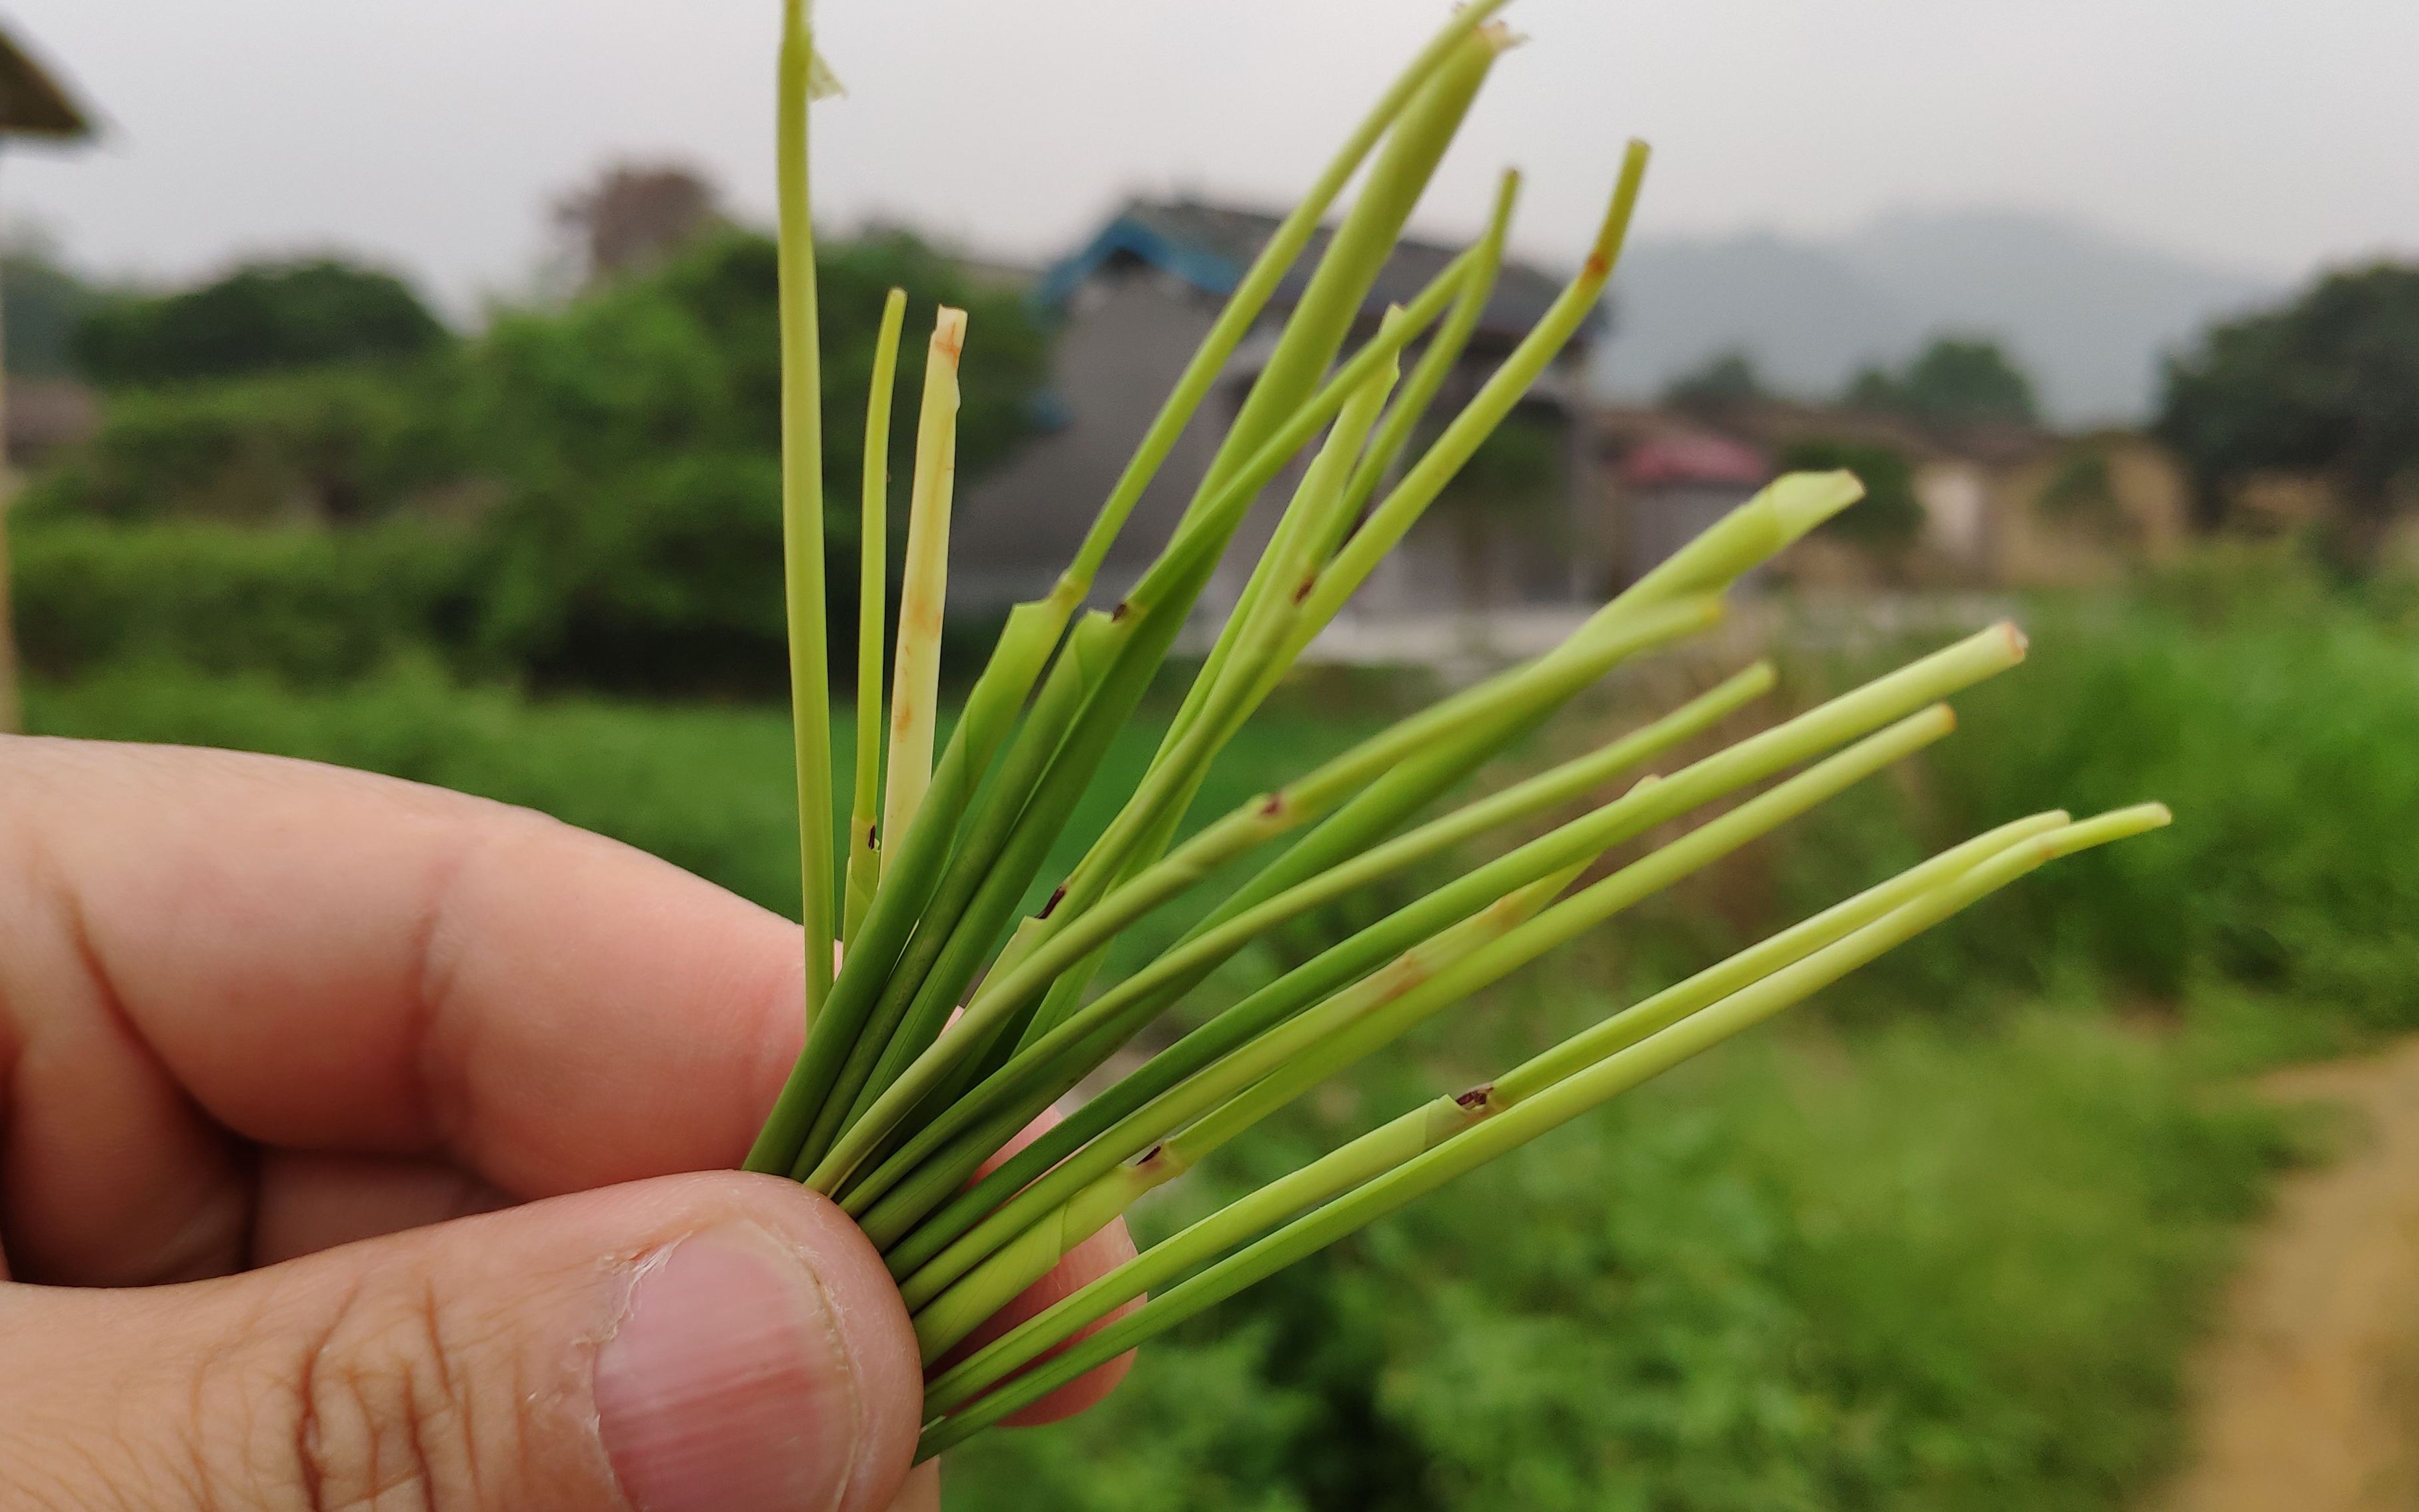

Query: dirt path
[[2155, 1035, 2419, 1512]]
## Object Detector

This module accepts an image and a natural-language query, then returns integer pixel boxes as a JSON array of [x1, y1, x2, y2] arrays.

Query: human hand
[[0, 738, 1135, 1511]]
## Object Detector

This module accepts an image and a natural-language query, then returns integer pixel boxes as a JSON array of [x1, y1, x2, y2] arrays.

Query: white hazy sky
[[2, 0, 2411, 315]]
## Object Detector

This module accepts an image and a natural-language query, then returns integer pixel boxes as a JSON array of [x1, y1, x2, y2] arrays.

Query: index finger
[[1, 736, 809, 1203]]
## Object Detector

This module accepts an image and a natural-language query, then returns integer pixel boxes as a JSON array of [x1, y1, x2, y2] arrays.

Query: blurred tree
[[17, 365, 469, 525], [461, 224, 1050, 688], [1778, 436, 1924, 550], [555, 162, 723, 286], [20, 223, 1051, 693], [1845, 336, 2038, 433], [2156, 261, 2419, 526], [2036, 444, 2127, 539], [71, 258, 453, 387], [466, 225, 1047, 537], [1662, 347, 1769, 418]]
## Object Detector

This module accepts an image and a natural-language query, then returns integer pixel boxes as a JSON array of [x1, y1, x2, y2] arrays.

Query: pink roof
[[1619, 432, 1771, 488]]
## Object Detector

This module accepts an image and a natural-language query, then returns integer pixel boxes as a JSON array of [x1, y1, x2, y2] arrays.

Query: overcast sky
[[3, 0, 2412, 316]]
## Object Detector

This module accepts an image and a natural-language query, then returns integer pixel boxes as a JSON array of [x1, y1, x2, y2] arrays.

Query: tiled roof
[[1036, 196, 1600, 346], [1618, 432, 1772, 488]]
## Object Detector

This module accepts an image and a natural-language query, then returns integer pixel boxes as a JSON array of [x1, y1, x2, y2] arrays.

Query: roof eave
[[0, 29, 97, 141]]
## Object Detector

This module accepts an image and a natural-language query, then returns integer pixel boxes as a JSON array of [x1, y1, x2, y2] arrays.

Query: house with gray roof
[[951, 196, 1612, 648]]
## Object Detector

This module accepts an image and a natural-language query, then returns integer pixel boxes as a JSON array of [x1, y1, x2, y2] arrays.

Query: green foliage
[[15, 227, 1053, 692], [463, 227, 1048, 536], [1366, 1016, 2280, 1511], [454, 219, 1052, 692], [15, 364, 470, 525], [2156, 261, 2419, 521], [1764, 575, 2419, 1037], [1663, 348, 1770, 416], [941, 1007, 2283, 1512], [2037, 446, 2122, 534], [71, 257, 453, 387], [473, 452, 790, 691], [9, 521, 485, 686], [1847, 337, 2038, 433], [1777, 438, 1923, 549]]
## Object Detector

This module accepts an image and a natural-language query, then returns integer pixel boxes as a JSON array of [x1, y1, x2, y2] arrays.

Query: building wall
[[949, 266, 1224, 611], [963, 261, 1607, 636], [1985, 433, 2188, 586]]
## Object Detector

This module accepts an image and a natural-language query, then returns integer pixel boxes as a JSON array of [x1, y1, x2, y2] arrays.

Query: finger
[[888, 1461, 943, 1512], [0, 1171, 923, 1512], [250, 1152, 511, 1265], [1, 738, 807, 1277]]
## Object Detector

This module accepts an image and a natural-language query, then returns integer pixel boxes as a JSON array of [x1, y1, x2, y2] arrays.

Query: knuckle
[[238, 1277, 531, 1511]]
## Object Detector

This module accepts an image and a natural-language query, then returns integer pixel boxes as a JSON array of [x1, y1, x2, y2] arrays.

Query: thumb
[[0, 1172, 927, 1512]]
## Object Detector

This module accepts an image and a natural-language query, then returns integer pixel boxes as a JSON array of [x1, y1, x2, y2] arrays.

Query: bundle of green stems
[[746, 1, 2168, 1459]]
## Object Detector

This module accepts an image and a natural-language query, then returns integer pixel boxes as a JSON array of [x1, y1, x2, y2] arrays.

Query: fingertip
[[581, 1173, 929, 1512], [722, 1174, 931, 1487]]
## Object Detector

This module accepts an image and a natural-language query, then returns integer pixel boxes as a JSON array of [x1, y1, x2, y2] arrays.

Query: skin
[[0, 735, 1135, 1511]]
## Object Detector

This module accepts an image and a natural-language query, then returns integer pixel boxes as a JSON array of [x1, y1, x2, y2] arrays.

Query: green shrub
[[458, 226, 1049, 542], [951, 1011, 2288, 1512], [1759, 583, 2419, 1035], [9, 520, 485, 685], [18, 226, 1051, 692], [1778, 438, 1924, 550], [16, 363, 471, 526], [473, 451, 792, 692], [71, 257, 453, 387]]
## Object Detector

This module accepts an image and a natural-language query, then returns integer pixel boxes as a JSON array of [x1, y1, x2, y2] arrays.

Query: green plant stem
[[921, 343, 1406, 1070], [910, 870, 1572, 1359], [775, 0, 835, 1028], [743, 1, 1510, 1178], [800, 264, 1486, 1192], [1059, 0, 1515, 591], [843, 287, 907, 943], [839, 598, 1725, 1229], [917, 809, 2076, 1417], [1268, 141, 1653, 677], [905, 704, 1955, 1356], [861, 661, 1776, 1265], [881, 305, 966, 859], [863, 619, 2020, 1247], [1156, 469, 1861, 987], [1337, 170, 1520, 527], [990, 29, 1515, 995], [753, 257, 1468, 1181], [914, 803, 2174, 1456], [1025, 141, 1646, 1055]]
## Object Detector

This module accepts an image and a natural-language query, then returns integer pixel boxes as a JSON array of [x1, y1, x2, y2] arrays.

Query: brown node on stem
[[1454, 1082, 1496, 1111], [1038, 883, 1068, 919]]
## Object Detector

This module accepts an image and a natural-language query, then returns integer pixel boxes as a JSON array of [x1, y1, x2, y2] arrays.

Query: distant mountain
[[1593, 208, 2277, 425]]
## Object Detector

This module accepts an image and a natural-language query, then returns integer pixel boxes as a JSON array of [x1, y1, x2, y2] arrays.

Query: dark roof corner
[[0, 25, 95, 139]]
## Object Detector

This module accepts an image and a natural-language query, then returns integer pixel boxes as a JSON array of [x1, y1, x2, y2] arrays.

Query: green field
[[28, 569, 2418, 1511]]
